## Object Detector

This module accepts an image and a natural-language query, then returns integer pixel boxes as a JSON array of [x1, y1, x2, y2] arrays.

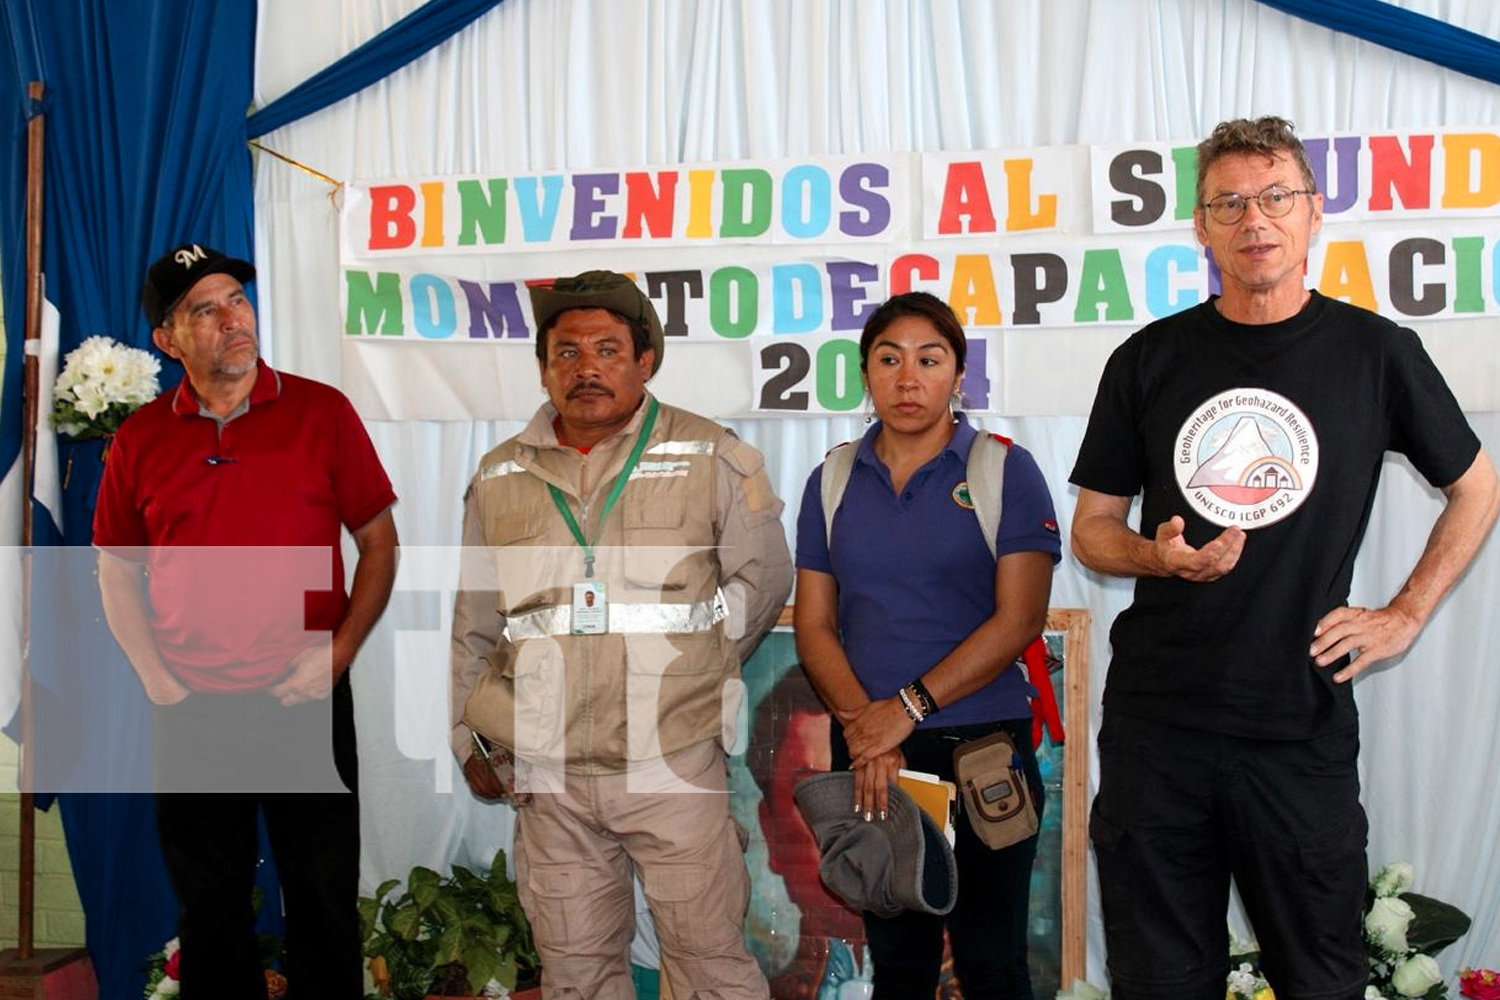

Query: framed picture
[[727, 607, 1091, 999]]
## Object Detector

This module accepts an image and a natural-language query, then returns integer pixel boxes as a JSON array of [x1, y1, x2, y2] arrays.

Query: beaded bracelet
[[910, 677, 939, 717], [897, 685, 925, 723]]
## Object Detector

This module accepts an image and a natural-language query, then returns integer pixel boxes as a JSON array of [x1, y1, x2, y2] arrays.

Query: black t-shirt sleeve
[[1070, 332, 1147, 497], [1386, 326, 1480, 489]]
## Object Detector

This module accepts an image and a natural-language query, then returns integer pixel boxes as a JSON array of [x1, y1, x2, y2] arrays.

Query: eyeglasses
[[1201, 186, 1316, 225]]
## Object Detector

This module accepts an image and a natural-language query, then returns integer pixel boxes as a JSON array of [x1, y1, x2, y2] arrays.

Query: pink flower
[[163, 949, 180, 979], [1461, 968, 1500, 1000]]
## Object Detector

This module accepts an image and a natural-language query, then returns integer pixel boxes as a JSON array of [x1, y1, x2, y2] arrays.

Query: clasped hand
[[842, 697, 914, 768], [842, 697, 915, 821]]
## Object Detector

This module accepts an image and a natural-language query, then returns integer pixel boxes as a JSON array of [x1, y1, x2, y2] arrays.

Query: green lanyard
[[547, 396, 660, 578]]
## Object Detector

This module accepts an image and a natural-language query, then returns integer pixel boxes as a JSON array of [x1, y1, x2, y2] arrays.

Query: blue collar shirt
[[795, 415, 1061, 726]]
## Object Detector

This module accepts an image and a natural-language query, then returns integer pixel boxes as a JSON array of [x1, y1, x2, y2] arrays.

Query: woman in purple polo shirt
[[794, 291, 1061, 1000]]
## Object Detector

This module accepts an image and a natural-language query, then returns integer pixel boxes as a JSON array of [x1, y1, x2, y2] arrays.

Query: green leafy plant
[[360, 847, 538, 999]]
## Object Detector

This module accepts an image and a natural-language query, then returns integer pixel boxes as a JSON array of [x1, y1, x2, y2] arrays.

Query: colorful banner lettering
[[342, 155, 907, 257], [338, 130, 1500, 419]]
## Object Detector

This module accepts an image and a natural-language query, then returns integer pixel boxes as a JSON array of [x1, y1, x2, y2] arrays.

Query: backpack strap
[[824, 432, 1011, 554], [967, 432, 1062, 749], [966, 432, 1010, 558], [820, 441, 859, 550], [821, 428, 1056, 744]]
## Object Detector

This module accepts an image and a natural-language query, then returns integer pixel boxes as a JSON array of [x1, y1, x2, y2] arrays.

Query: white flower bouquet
[[1364, 862, 1470, 1000], [50, 335, 160, 440]]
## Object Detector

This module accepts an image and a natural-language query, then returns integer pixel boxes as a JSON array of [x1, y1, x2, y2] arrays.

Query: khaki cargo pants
[[514, 740, 768, 1000]]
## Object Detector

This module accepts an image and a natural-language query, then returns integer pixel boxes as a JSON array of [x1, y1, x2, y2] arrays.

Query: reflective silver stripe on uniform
[[629, 460, 692, 480], [505, 590, 728, 640], [478, 459, 524, 482], [645, 440, 715, 456]]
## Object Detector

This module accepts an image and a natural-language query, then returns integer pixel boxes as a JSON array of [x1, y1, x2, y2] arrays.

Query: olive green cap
[[529, 270, 664, 375]]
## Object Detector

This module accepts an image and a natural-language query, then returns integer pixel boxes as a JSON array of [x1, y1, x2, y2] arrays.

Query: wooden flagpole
[[17, 76, 46, 966], [1, 78, 99, 999]]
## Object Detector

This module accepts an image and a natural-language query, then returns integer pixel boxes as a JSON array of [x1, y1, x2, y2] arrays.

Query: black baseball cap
[[528, 270, 665, 375], [141, 243, 256, 327]]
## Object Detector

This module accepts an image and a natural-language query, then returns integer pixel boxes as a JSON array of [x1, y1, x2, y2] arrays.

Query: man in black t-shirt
[[1070, 117, 1497, 1000]]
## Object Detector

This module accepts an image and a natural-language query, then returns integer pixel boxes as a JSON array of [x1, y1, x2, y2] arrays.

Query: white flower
[[1390, 953, 1442, 997], [1228, 963, 1261, 997], [1365, 895, 1415, 954], [1055, 982, 1109, 1000], [1365, 988, 1388, 1000], [155, 978, 180, 998], [71, 336, 113, 372], [113, 348, 161, 402], [71, 379, 110, 419], [163, 936, 179, 959], [1372, 862, 1416, 898]]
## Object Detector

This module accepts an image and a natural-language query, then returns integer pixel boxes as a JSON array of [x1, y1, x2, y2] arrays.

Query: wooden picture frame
[[1047, 607, 1091, 989]]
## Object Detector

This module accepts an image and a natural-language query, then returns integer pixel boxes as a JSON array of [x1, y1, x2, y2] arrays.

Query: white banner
[[338, 130, 1500, 420]]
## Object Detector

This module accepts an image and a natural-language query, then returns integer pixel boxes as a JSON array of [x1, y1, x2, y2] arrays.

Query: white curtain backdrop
[[251, 0, 1500, 985]]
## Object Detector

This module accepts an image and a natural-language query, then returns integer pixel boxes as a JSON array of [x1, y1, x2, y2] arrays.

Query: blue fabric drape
[[0, 1, 257, 995], [1255, 0, 1500, 86], [0, 0, 259, 479], [1, 1, 502, 993], [246, 0, 506, 138]]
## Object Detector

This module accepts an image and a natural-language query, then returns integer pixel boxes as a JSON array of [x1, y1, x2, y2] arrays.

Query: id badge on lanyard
[[571, 581, 607, 635], [547, 398, 660, 636]]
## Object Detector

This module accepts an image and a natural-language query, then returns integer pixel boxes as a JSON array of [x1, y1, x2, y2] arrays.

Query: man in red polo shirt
[[94, 243, 398, 998]]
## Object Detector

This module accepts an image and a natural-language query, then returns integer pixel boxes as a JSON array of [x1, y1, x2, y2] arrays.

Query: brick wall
[[0, 736, 88, 949]]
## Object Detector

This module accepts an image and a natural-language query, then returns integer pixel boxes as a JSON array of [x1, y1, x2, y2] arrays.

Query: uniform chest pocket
[[622, 497, 696, 590], [485, 507, 544, 546], [483, 507, 568, 617]]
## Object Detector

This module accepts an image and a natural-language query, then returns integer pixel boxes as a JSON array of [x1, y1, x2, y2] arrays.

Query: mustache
[[567, 382, 613, 399]]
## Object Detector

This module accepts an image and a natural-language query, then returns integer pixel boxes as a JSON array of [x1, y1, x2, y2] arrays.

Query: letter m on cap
[[174, 245, 207, 267]]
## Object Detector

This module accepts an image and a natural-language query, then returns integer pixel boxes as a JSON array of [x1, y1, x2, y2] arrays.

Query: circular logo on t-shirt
[[951, 482, 975, 509], [1174, 388, 1319, 528]]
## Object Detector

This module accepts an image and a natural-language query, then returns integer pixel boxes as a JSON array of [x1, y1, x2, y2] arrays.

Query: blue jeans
[[831, 717, 1042, 1000]]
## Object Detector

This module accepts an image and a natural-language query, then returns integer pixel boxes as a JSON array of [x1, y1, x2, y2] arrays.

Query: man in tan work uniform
[[451, 270, 793, 1000]]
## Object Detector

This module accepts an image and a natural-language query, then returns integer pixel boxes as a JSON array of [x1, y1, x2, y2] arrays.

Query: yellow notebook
[[897, 768, 957, 845]]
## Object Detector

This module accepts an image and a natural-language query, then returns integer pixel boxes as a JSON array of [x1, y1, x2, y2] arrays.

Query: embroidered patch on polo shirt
[[951, 481, 974, 509]]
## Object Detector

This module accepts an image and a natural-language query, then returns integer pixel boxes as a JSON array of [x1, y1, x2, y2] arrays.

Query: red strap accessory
[[1024, 635, 1065, 749]]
